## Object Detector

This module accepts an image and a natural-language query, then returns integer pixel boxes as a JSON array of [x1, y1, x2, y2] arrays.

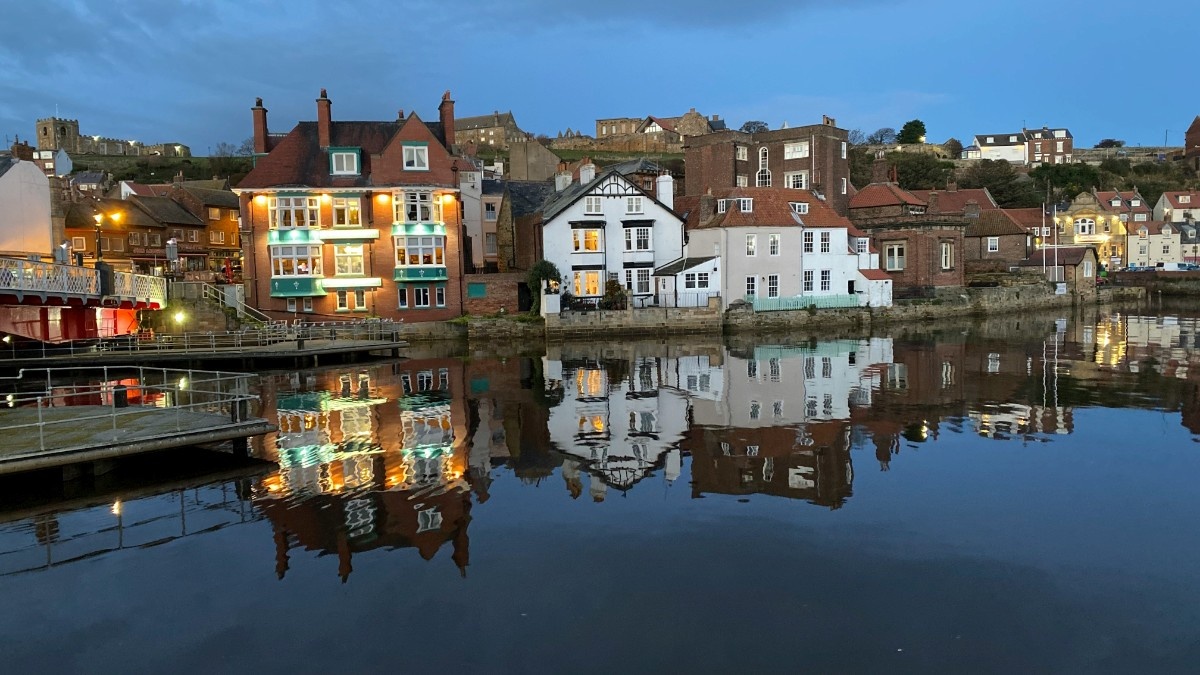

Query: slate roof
[[974, 132, 1025, 146], [182, 186, 239, 209], [67, 198, 160, 229], [505, 180, 556, 218], [0, 157, 17, 179], [130, 195, 204, 227], [1129, 220, 1174, 236], [542, 171, 612, 221], [964, 210, 1026, 237], [71, 171, 106, 186], [606, 158, 662, 176], [909, 187, 999, 213], [237, 121, 399, 189], [685, 187, 852, 230], [654, 256, 716, 276], [1020, 246, 1095, 267], [849, 182, 925, 209]]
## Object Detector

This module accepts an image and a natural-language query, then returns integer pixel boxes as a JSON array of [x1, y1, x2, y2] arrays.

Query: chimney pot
[[317, 89, 332, 148], [439, 91, 456, 148], [252, 98, 269, 154]]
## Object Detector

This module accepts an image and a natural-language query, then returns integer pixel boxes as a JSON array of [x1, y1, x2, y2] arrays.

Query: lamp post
[[93, 211, 122, 266]]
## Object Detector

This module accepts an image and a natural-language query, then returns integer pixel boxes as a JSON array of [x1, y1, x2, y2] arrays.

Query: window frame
[[885, 243, 906, 271], [332, 197, 361, 227], [331, 151, 359, 175], [745, 234, 757, 257], [987, 236, 1000, 252], [403, 145, 429, 171], [394, 235, 446, 268]]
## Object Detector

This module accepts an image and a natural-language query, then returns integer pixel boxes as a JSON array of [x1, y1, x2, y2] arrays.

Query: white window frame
[[624, 227, 652, 251], [803, 231, 814, 253], [624, 268, 651, 294], [745, 275, 757, 297], [885, 243, 905, 271], [286, 298, 297, 312], [820, 270, 831, 291], [269, 244, 322, 276], [573, 270, 602, 297], [736, 146, 748, 161], [987, 236, 1000, 252], [484, 232, 498, 255], [769, 233, 780, 256], [803, 270, 814, 292], [784, 171, 808, 190], [791, 202, 809, 215], [334, 243, 365, 275], [745, 234, 757, 257], [626, 196, 644, 214], [735, 175, 748, 187], [396, 191, 441, 224], [302, 297, 313, 312], [269, 196, 320, 229], [841, 177, 847, 195], [414, 286, 431, 308], [841, 141, 847, 159], [332, 151, 359, 175], [584, 196, 602, 214], [332, 197, 361, 227], [436, 286, 446, 307], [941, 241, 954, 270], [573, 229, 603, 252], [403, 145, 429, 170], [738, 198, 753, 212], [484, 202, 497, 221], [820, 231, 830, 253], [717, 199, 727, 214], [784, 141, 810, 159], [207, 207, 220, 221], [395, 235, 446, 268], [767, 274, 779, 298], [398, 287, 408, 309]]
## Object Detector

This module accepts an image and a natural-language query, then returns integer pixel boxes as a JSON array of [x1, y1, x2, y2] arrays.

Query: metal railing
[[0, 258, 166, 306], [0, 366, 261, 455], [745, 294, 861, 312], [0, 319, 403, 360]]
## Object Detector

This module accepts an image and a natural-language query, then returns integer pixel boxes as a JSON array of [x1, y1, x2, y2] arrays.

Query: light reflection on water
[[2, 306, 1200, 670]]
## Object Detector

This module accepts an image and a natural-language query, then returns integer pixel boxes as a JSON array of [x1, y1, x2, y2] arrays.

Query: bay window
[[395, 235, 445, 267], [573, 229, 603, 252], [270, 245, 322, 276], [624, 227, 651, 251], [269, 196, 320, 228], [625, 268, 651, 294]]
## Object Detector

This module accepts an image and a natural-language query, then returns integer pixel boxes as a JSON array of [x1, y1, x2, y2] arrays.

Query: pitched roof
[[974, 132, 1026, 146], [688, 187, 852, 230], [0, 157, 17, 179], [910, 187, 999, 213], [1020, 246, 1095, 267], [505, 180, 556, 218], [1129, 220, 1174, 235], [237, 120, 400, 189], [120, 181, 157, 196], [964, 210, 1026, 237], [71, 171, 106, 185], [1161, 190, 1200, 210], [654, 256, 716, 276], [849, 182, 925, 209], [645, 116, 677, 132], [859, 268, 890, 281], [481, 178, 505, 196], [130, 195, 204, 226], [1005, 207, 1048, 230], [1094, 189, 1152, 214], [605, 158, 662, 176], [67, 198, 160, 229], [182, 186, 239, 209]]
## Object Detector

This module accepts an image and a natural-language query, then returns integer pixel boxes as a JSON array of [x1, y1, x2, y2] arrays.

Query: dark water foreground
[[2, 306, 1199, 673]]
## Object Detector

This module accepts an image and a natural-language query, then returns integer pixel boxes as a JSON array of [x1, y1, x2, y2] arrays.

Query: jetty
[[0, 366, 277, 475]]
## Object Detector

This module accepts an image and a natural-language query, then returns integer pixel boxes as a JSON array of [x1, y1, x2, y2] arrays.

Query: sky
[[0, 0, 1194, 155]]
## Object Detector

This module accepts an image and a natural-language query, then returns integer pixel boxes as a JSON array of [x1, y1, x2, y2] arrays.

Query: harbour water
[[2, 305, 1199, 672]]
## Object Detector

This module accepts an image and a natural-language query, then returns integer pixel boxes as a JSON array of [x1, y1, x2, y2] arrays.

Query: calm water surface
[[2, 306, 1200, 673]]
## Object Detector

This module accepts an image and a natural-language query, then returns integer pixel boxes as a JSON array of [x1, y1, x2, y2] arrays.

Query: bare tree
[[847, 128, 867, 146], [866, 127, 897, 145]]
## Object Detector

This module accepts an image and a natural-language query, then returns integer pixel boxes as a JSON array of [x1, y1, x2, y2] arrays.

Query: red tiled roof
[[1005, 207, 1048, 230], [909, 187, 998, 213], [1094, 189, 1152, 214], [1130, 220, 1174, 235], [849, 182, 925, 209], [646, 116, 677, 132], [965, 210, 1026, 237], [859, 268, 890, 281], [687, 187, 852, 230], [1162, 191, 1200, 210]]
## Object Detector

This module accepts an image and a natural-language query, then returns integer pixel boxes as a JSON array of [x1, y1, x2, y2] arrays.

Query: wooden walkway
[[0, 405, 276, 475]]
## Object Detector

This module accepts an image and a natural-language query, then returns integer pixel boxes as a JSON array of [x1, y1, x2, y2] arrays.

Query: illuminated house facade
[[236, 90, 475, 320]]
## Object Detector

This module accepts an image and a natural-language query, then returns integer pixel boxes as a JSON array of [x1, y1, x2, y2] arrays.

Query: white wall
[[459, 171, 483, 269], [0, 160, 53, 256], [543, 173, 683, 300], [978, 144, 1026, 164]]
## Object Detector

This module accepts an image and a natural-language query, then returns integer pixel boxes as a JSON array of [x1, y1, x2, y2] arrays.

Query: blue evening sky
[[0, 0, 1192, 155]]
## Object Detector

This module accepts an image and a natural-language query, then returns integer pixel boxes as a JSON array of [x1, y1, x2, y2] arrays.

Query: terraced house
[[236, 90, 473, 320]]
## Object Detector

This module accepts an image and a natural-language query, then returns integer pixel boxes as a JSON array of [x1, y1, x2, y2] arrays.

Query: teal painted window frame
[[329, 147, 361, 175]]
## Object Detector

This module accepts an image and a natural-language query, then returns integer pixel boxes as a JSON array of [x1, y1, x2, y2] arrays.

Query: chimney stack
[[252, 97, 269, 154], [656, 172, 674, 211], [316, 89, 332, 148], [439, 91, 456, 148], [871, 152, 889, 184], [397, 109, 405, 120], [578, 158, 596, 184]]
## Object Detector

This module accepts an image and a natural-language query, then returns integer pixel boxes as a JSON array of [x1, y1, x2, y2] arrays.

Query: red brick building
[[235, 89, 474, 321], [963, 210, 1030, 272], [684, 115, 851, 216]]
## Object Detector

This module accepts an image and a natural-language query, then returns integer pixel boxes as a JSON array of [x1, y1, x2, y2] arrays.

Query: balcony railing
[[0, 258, 99, 297]]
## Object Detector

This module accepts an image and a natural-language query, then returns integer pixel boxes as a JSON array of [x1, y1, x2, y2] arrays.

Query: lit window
[[573, 229, 603, 252], [269, 244, 322, 276], [394, 236, 445, 267], [269, 196, 320, 228], [334, 244, 364, 275], [333, 198, 361, 227], [784, 172, 808, 189], [573, 270, 602, 296], [207, 207, 220, 220], [395, 191, 441, 223]]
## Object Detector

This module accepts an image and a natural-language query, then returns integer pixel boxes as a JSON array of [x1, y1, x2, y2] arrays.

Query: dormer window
[[1180, 195, 1192, 204], [908, 205, 926, 215], [1111, 199, 1121, 207], [331, 150, 359, 175], [738, 198, 753, 212], [717, 199, 728, 214], [1131, 199, 1141, 207], [790, 202, 809, 215]]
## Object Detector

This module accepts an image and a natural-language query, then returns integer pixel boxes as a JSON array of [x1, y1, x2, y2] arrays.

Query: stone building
[[35, 117, 190, 157], [454, 111, 525, 150], [1186, 116, 1200, 173]]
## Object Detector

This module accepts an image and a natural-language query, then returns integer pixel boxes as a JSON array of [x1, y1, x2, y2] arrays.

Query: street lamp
[[93, 211, 122, 264]]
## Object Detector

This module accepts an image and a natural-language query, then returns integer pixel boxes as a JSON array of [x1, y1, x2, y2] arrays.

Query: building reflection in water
[[253, 360, 473, 582]]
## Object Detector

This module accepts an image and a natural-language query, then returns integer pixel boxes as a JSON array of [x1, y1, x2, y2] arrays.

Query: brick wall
[[964, 233, 1027, 263], [463, 273, 524, 315]]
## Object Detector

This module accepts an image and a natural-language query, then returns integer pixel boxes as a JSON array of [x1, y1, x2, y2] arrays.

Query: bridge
[[0, 258, 168, 343]]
